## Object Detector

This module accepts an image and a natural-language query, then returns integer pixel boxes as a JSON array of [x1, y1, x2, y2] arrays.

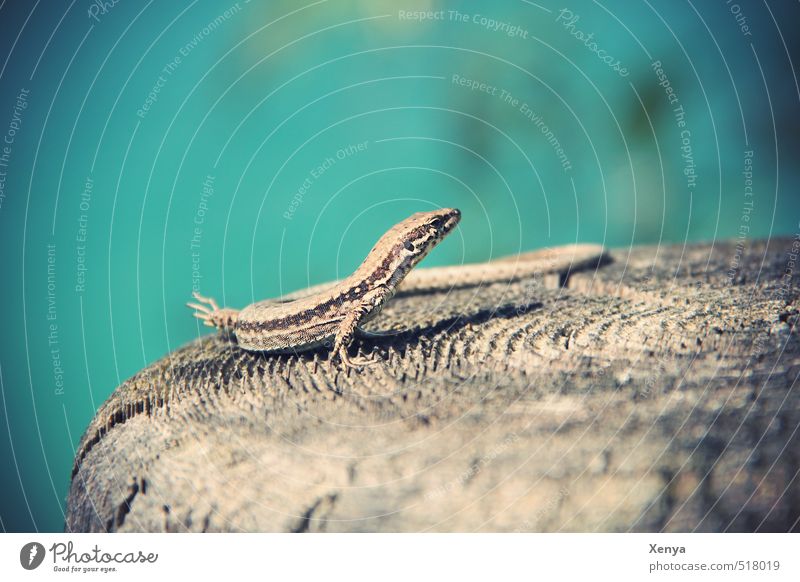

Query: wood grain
[[66, 237, 800, 532]]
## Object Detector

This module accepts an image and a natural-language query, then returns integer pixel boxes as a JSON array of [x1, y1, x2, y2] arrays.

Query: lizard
[[189, 208, 462, 368], [188, 208, 607, 369]]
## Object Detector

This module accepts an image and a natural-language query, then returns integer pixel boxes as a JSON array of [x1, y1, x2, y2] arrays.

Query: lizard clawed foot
[[187, 292, 239, 329], [335, 345, 380, 370]]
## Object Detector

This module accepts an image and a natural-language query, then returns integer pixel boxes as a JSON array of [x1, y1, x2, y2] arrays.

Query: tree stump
[[66, 237, 800, 532]]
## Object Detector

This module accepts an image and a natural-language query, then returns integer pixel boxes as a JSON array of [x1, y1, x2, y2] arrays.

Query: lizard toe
[[351, 352, 380, 367]]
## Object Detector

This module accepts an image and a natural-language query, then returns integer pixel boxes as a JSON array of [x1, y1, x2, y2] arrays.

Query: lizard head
[[362, 208, 461, 288], [404, 207, 462, 254]]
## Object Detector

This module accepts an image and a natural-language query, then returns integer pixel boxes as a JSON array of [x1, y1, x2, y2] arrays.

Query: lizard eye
[[404, 240, 415, 252]]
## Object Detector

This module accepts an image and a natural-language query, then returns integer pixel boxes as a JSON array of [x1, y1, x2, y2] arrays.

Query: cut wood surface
[[66, 237, 800, 532]]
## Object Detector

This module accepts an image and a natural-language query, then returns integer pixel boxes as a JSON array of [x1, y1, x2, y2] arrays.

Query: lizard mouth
[[438, 208, 461, 235]]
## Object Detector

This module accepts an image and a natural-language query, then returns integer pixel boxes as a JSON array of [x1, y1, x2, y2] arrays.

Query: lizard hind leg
[[187, 292, 239, 330]]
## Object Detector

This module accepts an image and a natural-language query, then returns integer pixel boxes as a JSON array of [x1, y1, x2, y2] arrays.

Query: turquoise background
[[1, 0, 798, 531]]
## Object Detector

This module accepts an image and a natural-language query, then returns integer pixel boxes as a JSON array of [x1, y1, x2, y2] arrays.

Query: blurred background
[[0, 0, 798, 531]]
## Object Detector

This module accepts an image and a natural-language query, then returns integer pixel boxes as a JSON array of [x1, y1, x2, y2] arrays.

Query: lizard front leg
[[187, 292, 239, 330], [332, 289, 387, 369]]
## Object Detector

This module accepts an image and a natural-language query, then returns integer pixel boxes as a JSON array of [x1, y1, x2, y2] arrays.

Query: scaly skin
[[188, 208, 462, 368]]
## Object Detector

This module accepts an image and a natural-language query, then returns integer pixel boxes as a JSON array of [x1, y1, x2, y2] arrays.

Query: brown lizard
[[189, 209, 461, 368]]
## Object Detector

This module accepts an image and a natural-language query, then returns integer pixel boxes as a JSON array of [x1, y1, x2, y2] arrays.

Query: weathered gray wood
[[66, 237, 800, 532]]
